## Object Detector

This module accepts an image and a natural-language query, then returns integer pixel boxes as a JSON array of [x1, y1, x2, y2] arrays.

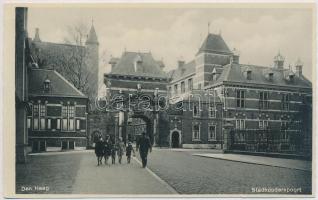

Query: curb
[[193, 154, 311, 172], [133, 157, 179, 194]]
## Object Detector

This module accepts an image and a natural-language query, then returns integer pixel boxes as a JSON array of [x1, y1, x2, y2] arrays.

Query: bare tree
[[62, 22, 91, 96]]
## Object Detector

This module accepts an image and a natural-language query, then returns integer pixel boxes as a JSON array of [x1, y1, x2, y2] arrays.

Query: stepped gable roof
[[29, 68, 86, 98], [169, 60, 196, 82], [211, 63, 312, 88], [86, 24, 99, 45], [109, 51, 168, 79], [198, 33, 233, 55]]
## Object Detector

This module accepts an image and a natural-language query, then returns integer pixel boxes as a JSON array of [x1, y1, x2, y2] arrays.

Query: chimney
[[295, 58, 303, 77], [34, 28, 41, 42], [231, 48, 240, 64], [178, 60, 185, 69], [273, 52, 284, 69], [109, 56, 118, 72]]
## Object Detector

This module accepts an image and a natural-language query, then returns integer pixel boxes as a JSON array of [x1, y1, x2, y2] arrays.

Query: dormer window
[[43, 75, 51, 93], [212, 68, 217, 81], [246, 70, 252, 80], [288, 73, 295, 82], [243, 66, 252, 80], [134, 55, 142, 72], [268, 72, 274, 81]]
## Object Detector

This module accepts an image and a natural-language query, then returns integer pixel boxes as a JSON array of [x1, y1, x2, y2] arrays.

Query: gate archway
[[126, 112, 154, 145]]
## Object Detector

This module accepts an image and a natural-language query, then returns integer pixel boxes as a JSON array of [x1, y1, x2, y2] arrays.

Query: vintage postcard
[[2, 1, 315, 198]]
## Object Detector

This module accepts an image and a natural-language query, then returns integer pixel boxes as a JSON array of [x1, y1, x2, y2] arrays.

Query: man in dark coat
[[136, 132, 152, 168], [95, 137, 104, 166]]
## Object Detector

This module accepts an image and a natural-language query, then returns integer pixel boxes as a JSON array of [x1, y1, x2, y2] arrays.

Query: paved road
[[16, 149, 312, 195], [143, 149, 312, 194], [72, 152, 176, 194], [16, 153, 82, 194]]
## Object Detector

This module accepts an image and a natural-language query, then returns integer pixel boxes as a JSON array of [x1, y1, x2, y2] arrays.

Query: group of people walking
[[94, 132, 152, 168]]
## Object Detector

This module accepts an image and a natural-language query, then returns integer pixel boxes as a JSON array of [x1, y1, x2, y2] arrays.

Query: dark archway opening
[[171, 131, 180, 148], [127, 114, 153, 145]]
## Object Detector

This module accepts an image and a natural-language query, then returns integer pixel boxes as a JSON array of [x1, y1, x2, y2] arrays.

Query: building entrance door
[[172, 131, 180, 148]]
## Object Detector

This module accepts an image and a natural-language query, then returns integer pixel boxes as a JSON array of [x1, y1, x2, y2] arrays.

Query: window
[[281, 121, 288, 130], [282, 93, 290, 110], [62, 119, 68, 131], [188, 78, 193, 91], [259, 91, 269, 109], [192, 123, 200, 140], [76, 119, 80, 130], [198, 83, 202, 89], [47, 119, 51, 129], [236, 90, 245, 108], [27, 118, 31, 129], [208, 125, 216, 141], [259, 120, 268, 129], [236, 119, 245, 130], [62, 106, 68, 117], [209, 103, 216, 118], [168, 86, 172, 96], [181, 81, 185, 93], [69, 119, 74, 131], [40, 105, 46, 117], [174, 84, 178, 94], [40, 118, 45, 130], [57, 119, 61, 129], [246, 71, 252, 80], [68, 106, 75, 118], [33, 105, 39, 117], [33, 118, 39, 130], [193, 104, 200, 117]]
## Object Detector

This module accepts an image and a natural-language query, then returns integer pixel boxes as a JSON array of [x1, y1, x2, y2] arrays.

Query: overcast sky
[[27, 6, 314, 92]]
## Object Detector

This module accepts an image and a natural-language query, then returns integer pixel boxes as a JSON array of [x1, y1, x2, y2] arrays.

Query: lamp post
[[153, 88, 159, 146]]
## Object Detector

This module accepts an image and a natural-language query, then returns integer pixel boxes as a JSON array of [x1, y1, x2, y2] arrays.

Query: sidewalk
[[71, 152, 177, 194], [193, 153, 311, 171]]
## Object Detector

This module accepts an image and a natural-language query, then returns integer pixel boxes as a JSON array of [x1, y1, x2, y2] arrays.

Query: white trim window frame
[[192, 123, 201, 141], [193, 103, 200, 118], [208, 124, 216, 141], [209, 103, 216, 118], [236, 89, 245, 108], [236, 119, 245, 130]]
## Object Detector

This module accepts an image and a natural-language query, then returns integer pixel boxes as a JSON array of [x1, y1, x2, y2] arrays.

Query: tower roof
[[33, 28, 41, 42], [197, 33, 232, 55], [86, 24, 98, 45], [109, 51, 167, 79]]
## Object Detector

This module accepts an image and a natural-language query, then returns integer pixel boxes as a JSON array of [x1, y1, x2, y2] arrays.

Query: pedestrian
[[111, 139, 117, 164], [117, 137, 125, 164], [136, 132, 152, 168], [94, 137, 104, 166], [103, 135, 112, 165], [126, 141, 135, 164]]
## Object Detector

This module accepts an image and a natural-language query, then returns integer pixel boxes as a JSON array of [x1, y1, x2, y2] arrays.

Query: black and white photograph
[[3, 2, 315, 198]]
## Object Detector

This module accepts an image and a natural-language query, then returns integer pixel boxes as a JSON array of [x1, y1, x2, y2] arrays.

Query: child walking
[[126, 142, 135, 164]]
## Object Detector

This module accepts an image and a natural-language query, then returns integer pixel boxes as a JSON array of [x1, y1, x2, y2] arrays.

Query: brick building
[[28, 68, 88, 152], [102, 51, 170, 145], [168, 32, 312, 154], [29, 24, 99, 107]]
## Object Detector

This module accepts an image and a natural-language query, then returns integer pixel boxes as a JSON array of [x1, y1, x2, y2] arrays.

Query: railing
[[230, 129, 310, 155]]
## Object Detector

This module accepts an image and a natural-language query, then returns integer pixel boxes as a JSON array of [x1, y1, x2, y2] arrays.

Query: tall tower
[[85, 22, 99, 104], [194, 33, 233, 89]]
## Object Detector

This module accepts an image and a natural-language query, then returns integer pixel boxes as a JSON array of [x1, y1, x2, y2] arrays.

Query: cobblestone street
[[16, 149, 311, 195], [144, 149, 312, 194]]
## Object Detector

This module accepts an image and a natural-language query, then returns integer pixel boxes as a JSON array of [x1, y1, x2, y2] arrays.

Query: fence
[[230, 129, 310, 155]]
